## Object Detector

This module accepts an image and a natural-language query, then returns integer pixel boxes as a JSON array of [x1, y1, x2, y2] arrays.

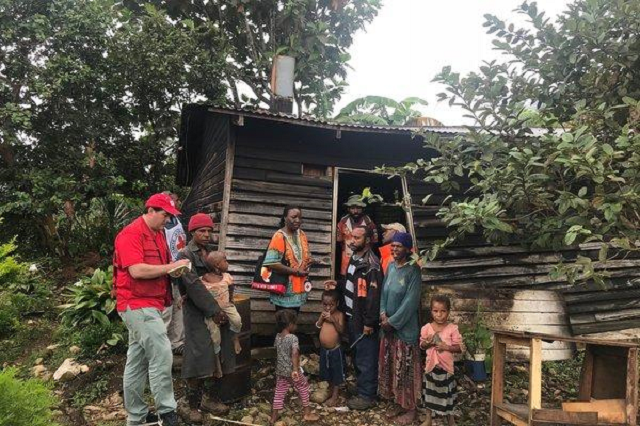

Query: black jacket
[[337, 248, 384, 334], [176, 240, 236, 379]]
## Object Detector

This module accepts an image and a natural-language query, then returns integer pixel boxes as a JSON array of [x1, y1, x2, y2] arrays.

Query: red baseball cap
[[145, 193, 181, 216]]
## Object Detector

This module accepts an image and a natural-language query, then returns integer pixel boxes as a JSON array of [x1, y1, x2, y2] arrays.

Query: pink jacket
[[420, 322, 462, 374]]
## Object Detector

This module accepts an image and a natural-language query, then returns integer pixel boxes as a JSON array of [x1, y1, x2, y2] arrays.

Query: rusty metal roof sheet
[[203, 105, 468, 135]]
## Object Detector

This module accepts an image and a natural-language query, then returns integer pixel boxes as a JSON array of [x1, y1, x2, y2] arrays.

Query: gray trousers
[[120, 307, 177, 425]]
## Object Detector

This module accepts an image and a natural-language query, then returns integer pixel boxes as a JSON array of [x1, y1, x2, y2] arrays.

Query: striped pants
[[272, 375, 310, 410]]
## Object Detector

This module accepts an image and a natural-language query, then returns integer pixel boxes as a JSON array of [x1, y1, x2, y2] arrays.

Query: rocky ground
[[17, 336, 636, 426], [53, 351, 588, 426], [220, 355, 490, 426]]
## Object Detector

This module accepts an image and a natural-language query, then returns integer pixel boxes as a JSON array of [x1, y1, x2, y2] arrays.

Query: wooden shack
[[176, 105, 640, 339]]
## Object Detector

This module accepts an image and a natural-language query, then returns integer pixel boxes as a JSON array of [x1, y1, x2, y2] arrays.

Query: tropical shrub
[[59, 267, 124, 350], [335, 96, 431, 125], [59, 268, 117, 328], [9, 289, 55, 319], [64, 195, 141, 259], [460, 304, 493, 358], [71, 321, 127, 356], [0, 227, 52, 338], [387, 0, 640, 284], [0, 236, 32, 292], [0, 368, 60, 426]]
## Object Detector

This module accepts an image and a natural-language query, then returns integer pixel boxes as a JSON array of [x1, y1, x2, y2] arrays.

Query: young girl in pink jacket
[[420, 295, 463, 426]]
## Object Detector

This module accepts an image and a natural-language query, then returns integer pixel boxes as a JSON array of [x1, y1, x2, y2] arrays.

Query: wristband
[[315, 321, 322, 329]]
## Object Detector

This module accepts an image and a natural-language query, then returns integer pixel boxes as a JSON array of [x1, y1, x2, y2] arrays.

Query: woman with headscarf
[[175, 213, 235, 423], [378, 232, 423, 425], [263, 205, 313, 313]]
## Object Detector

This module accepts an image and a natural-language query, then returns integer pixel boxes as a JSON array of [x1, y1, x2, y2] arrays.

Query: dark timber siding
[[226, 124, 334, 334], [181, 114, 230, 247], [177, 107, 640, 338], [221, 118, 432, 333], [406, 177, 640, 336]]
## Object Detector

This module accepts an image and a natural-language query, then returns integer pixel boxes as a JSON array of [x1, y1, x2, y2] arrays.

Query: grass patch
[[71, 375, 110, 409], [0, 323, 53, 367]]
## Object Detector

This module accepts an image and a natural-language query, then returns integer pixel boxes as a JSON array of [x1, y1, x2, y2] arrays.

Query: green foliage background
[[0, 0, 380, 260], [387, 0, 640, 284], [334, 95, 430, 125], [0, 368, 60, 426]]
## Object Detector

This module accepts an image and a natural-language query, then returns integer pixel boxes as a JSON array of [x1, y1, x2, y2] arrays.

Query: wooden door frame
[[331, 167, 417, 279], [218, 121, 236, 251]]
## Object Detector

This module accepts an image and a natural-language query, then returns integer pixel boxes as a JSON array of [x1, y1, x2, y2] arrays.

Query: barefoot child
[[201, 251, 242, 355], [420, 295, 462, 426], [315, 289, 345, 407], [271, 309, 320, 424]]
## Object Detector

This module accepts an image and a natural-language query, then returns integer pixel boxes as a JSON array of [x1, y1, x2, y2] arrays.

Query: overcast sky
[[335, 0, 573, 125]]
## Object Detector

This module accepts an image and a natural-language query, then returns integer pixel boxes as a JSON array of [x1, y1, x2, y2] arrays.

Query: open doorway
[[332, 168, 415, 279]]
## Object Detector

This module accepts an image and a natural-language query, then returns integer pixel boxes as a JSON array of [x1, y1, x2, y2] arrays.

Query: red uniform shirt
[[113, 216, 171, 312]]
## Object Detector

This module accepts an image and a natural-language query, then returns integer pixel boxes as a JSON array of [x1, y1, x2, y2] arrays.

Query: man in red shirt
[[113, 193, 190, 426]]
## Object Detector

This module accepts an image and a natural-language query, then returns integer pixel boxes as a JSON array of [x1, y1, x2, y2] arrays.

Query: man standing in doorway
[[162, 191, 187, 356], [337, 195, 378, 277], [113, 193, 190, 426], [325, 226, 383, 410]]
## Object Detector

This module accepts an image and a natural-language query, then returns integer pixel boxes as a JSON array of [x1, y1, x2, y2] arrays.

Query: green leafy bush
[[59, 267, 116, 327], [461, 304, 493, 359], [386, 0, 640, 284], [71, 321, 127, 355], [0, 295, 19, 339], [59, 267, 125, 351], [0, 237, 33, 292], [66, 195, 141, 259], [9, 290, 53, 318], [0, 246, 54, 338], [0, 238, 23, 285], [0, 368, 60, 426]]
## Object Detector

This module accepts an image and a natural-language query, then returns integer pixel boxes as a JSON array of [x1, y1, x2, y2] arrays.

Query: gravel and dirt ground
[[48, 350, 596, 426]]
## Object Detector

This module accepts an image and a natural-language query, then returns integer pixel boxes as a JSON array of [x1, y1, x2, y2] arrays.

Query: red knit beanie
[[188, 213, 214, 232]]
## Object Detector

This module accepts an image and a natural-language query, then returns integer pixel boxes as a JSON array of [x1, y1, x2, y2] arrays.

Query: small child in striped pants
[[271, 309, 319, 424]]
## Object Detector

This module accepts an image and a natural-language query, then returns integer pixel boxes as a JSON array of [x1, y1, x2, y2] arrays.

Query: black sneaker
[[159, 410, 180, 426], [142, 412, 159, 425]]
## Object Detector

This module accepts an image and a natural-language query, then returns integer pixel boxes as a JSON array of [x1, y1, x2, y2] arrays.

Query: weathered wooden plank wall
[[426, 287, 575, 361], [220, 118, 429, 333], [180, 114, 230, 247], [406, 178, 640, 336], [178, 109, 640, 338], [224, 129, 334, 333], [564, 279, 640, 335]]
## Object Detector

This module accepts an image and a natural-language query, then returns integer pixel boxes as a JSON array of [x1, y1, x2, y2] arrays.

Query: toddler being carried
[[201, 251, 242, 355]]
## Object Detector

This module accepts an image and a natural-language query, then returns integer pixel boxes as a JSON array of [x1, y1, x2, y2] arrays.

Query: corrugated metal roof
[[204, 105, 467, 135]]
